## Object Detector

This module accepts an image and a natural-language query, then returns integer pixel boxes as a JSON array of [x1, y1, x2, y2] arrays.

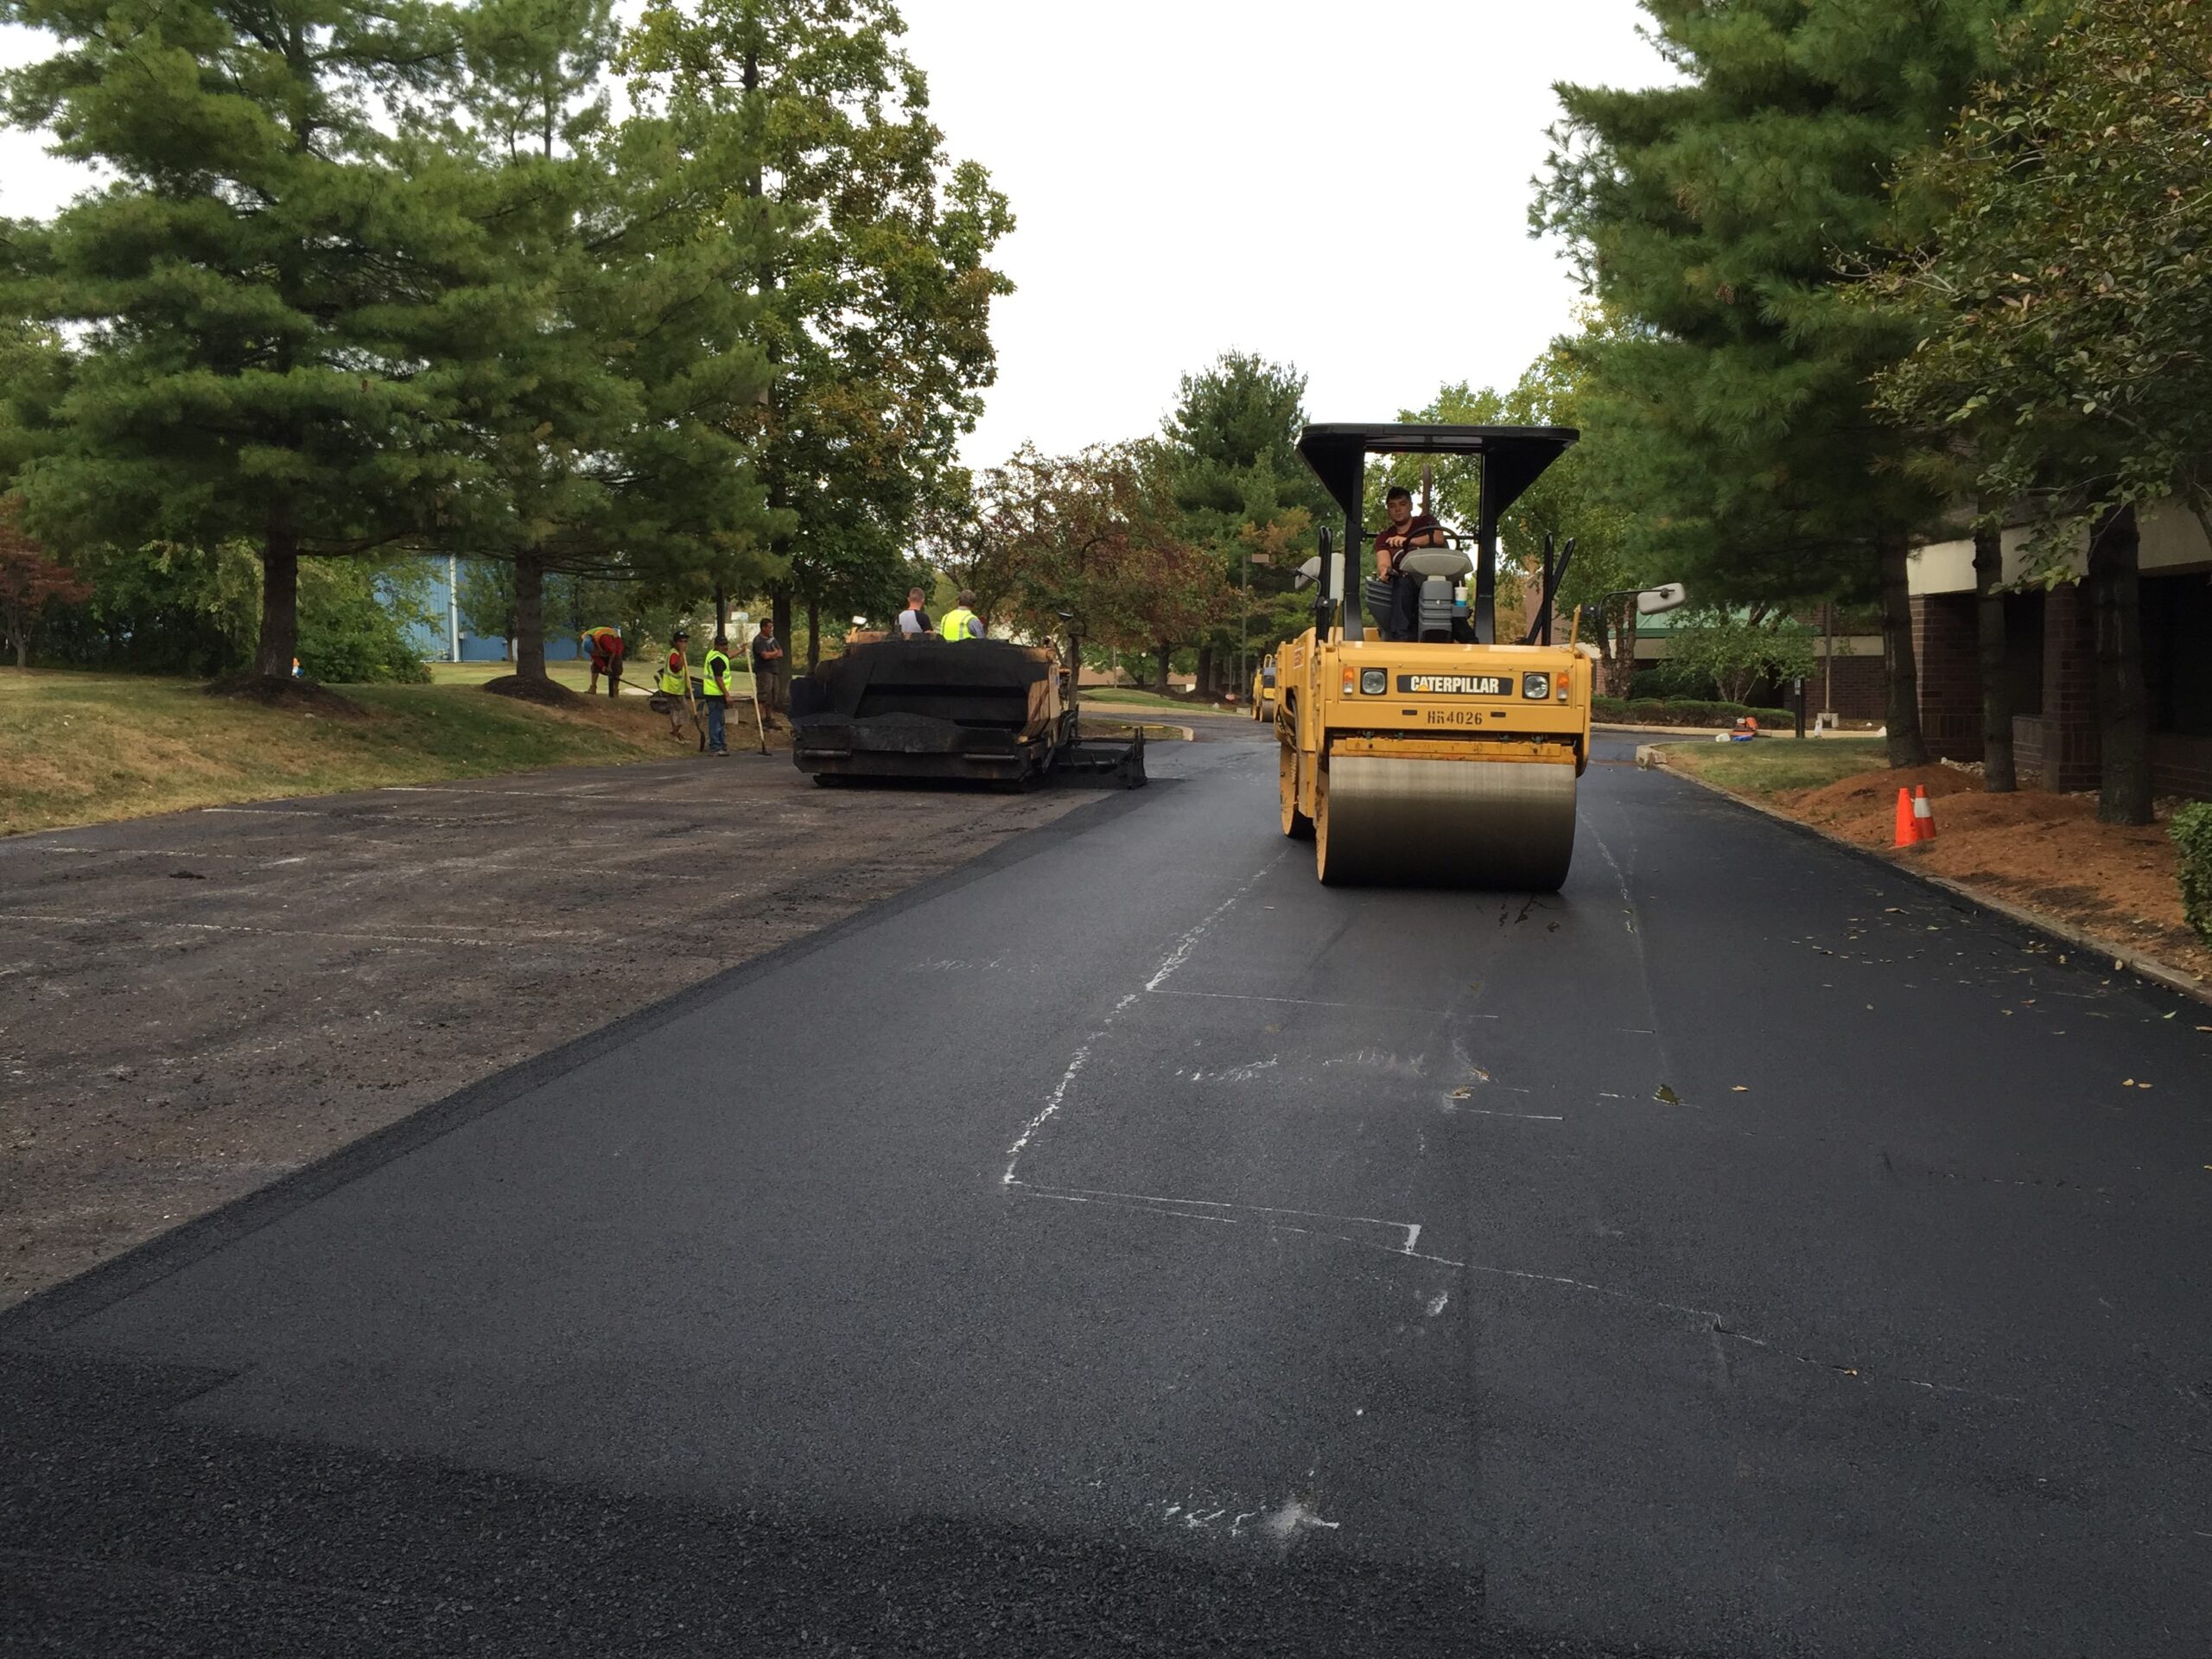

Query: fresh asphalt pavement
[[4, 728, 2207, 1656]]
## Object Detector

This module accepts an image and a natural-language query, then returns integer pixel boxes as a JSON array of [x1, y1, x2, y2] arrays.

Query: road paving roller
[[1275, 423, 1679, 887]]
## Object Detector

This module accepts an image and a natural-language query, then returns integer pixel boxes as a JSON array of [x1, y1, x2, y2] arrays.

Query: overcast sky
[[0, 0, 1674, 467]]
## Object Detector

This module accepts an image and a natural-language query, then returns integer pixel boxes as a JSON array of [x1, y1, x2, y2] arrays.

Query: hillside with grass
[[2, 671, 683, 836]]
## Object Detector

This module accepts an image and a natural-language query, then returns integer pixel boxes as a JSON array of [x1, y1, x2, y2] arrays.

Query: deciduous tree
[[0, 495, 89, 667], [1866, 0, 2212, 823], [624, 0, 1012, 657]]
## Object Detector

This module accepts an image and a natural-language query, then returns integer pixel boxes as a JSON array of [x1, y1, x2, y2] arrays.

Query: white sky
[[1, 1, 1674, 467]]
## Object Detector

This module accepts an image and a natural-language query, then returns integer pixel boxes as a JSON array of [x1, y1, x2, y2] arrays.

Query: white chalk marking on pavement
[[1427, 1292, 1451, 1317], [999, 991, 1139, 1186], [1002, 858, 1291, 1183], [1147, 986, 1489, 1017], [1010, 1179, 1424, 1257], [1261, 1498, 1341, 1541], [1580, 812, 1641, 935], [1144, 856, 1282, 992], [1465, 1109, 1567, 1122]]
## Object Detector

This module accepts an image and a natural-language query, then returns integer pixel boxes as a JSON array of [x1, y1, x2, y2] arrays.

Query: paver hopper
[[790, 639, 1144, 787]]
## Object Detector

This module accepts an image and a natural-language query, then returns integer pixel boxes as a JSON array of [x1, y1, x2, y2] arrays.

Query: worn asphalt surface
[[4, 727, 2207, 1656]]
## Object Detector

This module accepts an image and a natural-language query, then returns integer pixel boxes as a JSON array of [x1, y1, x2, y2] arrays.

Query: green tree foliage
[[1535, 0, 2013, 766], [0, 0, 482, 682], [1379, 328, 1644, 652], [1160, 352, 1330, 690], [1866, 0, 2212, 822], [1662, 606, 1815, 706], [978, 442, 1211, 711], [296, 559, 434, 683], [436, 2, 777, 685], [624, 0, 1013, 654]]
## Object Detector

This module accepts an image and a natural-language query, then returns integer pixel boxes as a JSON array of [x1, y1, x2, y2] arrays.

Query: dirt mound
[[1782, 763, 1986, 845], [481, 674, 583, 708], [1777, 763, 2204, 982], [202, 673, 366, 720]]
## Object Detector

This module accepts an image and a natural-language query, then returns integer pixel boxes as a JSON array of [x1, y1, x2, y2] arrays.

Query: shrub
[[2174, 802, 2212, 948], [1596, 696, 1792, 729], [296, 561, 431, 683]]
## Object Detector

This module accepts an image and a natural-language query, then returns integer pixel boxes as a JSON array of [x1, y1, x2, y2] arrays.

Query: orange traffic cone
[[1894, 787, 1917, 849], [1912, 784, 1936, 842]]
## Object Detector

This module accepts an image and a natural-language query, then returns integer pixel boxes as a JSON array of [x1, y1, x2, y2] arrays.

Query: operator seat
[[1364, 545, 1474, 641]]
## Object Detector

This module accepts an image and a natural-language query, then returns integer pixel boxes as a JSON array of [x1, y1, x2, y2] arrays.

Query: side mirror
[[1637, 582, 1688, 617], [1294, 556, 1321, 591]]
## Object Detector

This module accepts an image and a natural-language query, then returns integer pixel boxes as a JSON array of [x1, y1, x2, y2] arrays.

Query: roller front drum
[[1315, 755, 1576, 890]]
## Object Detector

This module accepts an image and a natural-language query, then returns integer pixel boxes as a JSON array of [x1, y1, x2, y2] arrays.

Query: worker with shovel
[[655, 629, 700, 743], [702, 635, 734, 756], [581, 626, 626, 697]]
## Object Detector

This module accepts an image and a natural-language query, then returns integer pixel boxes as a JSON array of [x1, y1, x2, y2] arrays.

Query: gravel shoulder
[[0, 755, 1111, 1306]]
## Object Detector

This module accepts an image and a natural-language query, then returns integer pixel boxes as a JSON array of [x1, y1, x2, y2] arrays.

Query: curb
[[1641, 747, 2211, 1007]]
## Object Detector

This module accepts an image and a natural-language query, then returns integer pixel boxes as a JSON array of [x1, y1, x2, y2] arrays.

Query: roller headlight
[[1360, 668, 1386, 695], [1522, 672, 1551, 700]]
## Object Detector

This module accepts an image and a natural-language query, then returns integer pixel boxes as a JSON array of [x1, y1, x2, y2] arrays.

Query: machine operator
[[1373, 484, 1444, 641]]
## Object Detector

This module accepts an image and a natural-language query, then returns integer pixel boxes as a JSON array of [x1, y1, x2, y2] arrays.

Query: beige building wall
[[1910, 500, 2212, 595]]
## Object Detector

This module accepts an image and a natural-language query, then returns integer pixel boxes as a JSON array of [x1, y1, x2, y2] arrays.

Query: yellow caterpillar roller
[[1275, 423, 1680, 888]]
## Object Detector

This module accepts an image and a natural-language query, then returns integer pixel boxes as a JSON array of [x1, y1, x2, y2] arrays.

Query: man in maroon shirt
[[1373, 485, 1445, 639]]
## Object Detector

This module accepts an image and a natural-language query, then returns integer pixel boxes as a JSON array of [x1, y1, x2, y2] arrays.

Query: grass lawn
[[428, 659, 597, 691], [1663, 736, 1890, 799], [1083, 687, 1237, 714], [1, 668, 674, 836]]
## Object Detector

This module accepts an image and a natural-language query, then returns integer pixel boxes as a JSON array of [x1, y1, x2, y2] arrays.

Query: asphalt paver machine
[[1276, 423, 1675, 887], [790, 638, 1145, 787]]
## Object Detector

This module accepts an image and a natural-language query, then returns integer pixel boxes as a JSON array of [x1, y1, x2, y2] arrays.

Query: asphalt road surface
[[5, 728, 2207, 1656]]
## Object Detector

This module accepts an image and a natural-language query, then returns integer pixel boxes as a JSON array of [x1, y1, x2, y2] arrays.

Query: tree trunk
[[1878, 530, 1929, 767], [512, 553, 548, 682], [1066, 631, 1082, 719], [713, 585, 728, 650], [2088, 503, 2152, 824], [804, 591, 820, 671], [252, 526, 301, 679], [1973, 509, 2014, 792], [1195, 643, 1212, 698], [1154, 641, 1172, 691], [771, 580, 792, 701]]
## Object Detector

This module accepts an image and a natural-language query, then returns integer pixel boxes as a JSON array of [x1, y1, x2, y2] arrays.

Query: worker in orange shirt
[[581, 626, 626, 697], [655, 628, 699, 741]]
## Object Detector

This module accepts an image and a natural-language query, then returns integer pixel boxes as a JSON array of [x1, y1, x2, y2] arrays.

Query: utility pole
[[1240, 547, 1249, 694], [446, 554, 460, 662]]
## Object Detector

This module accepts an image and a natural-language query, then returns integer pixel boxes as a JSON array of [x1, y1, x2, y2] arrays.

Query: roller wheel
[[1314, 766, 1341, 883], [1279, 745, 1313, 840]]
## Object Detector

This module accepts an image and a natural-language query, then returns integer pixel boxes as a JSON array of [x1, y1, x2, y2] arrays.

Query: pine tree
[[1, 0, 480, 684], [1536, 0, 2015, 766], [1162, 353, 1331, 694]]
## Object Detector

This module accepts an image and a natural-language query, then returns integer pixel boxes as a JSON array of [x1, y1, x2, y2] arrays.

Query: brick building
[[1618, 611, 1888, 719], [1908, 503, 2212, 798]]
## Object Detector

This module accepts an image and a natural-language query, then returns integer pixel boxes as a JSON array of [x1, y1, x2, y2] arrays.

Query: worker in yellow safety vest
[[656, 628, 697, 741], [701, 637, 733, 756], [939, 590, 983, 642]]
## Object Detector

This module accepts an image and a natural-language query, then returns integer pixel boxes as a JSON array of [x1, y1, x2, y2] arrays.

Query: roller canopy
[[1295, 423, 1579, 523]]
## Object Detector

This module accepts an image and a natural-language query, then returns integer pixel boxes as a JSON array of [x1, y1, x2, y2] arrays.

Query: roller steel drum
[[1316, 755, 1576, 889]]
